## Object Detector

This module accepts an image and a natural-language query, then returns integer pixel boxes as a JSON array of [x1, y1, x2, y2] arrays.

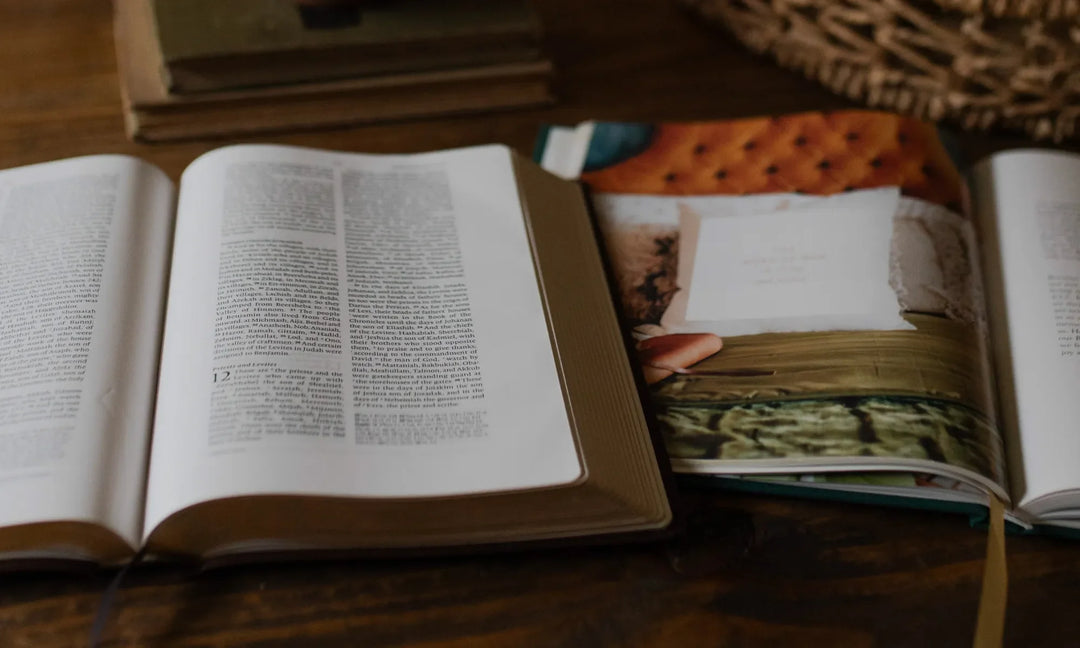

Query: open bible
[[0, 144, 672, 565], [538, 110, 1080, 535]]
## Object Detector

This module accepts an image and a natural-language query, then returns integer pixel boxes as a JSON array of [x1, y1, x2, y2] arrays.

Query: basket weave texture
[[685, 0, 1080, 140]]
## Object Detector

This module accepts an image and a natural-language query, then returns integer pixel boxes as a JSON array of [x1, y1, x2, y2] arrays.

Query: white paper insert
[[683, 188, 910, 335]]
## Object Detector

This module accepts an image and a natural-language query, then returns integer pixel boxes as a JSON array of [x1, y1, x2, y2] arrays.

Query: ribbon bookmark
[[973, 496, 1007, 648]]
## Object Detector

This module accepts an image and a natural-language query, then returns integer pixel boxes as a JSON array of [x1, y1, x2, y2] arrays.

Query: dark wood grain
[[1, 1, 1078, 646]]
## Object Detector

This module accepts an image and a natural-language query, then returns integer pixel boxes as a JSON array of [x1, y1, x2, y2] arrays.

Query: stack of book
[[113, 0, 554, 142]]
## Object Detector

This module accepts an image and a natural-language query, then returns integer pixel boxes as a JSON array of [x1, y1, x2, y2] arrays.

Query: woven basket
[[684, 0, 1080, 141]]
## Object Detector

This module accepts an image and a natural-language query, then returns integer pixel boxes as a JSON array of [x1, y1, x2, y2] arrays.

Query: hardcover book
[[537, 110, 1080, 534], [152, 0, 543, 93], [0, 144, 672, 565]]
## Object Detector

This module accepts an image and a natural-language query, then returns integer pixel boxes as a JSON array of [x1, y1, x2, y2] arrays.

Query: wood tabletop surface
[[1, 1, 1078, 646]]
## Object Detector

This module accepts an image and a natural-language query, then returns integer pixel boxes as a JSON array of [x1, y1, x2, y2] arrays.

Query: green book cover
[[151, 0, 542, 92], [154, 0, 539, 60]]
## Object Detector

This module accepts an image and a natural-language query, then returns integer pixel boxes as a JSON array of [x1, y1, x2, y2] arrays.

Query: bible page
[[144, 144, 581, 537], [974, 150, 1080, 515], [0, 156, 175, 549]]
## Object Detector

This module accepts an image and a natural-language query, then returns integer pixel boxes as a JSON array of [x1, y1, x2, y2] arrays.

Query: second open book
[[539, 111, 1080, 534], [0, 145, 672, 565]]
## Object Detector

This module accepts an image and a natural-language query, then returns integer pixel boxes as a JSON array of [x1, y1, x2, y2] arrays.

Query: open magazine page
[[144, 144, 580, 538], [0, 156, 174, 548], [973, 150, 1080, 518], [542, 111, 1008, 500]]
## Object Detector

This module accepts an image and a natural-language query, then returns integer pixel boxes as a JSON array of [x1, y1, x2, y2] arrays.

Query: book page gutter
[[144, 144, 580, 538], [0, 156, 174, 547]]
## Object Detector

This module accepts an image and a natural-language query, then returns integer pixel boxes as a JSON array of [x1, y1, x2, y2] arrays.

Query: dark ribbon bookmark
[[88, 547, 147, 648]]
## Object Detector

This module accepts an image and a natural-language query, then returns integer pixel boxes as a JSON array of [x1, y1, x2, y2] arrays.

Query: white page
[[144, 144, 581, 537], [679, 189, 908, 335], [538, 122, 595, 179], [973, 150, 1080, 513], [0, 156, 174, 547]]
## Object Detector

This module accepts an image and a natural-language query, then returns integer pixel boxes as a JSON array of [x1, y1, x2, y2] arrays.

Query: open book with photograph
[[0, 144, 672, 566], [538, 110, 1080, 534]]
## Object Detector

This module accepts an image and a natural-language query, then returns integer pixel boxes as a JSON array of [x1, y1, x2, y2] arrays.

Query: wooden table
[[1, 1, 1077, 646]]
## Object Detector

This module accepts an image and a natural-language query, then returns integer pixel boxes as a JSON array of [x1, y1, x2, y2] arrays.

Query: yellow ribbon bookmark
[[973, 496, 1007, 648]]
